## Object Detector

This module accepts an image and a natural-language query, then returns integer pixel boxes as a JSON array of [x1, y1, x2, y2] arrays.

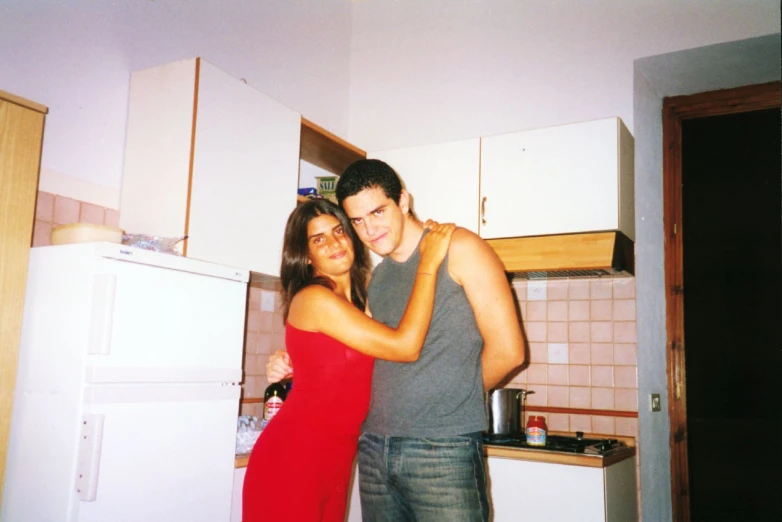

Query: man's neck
[[387, 217, 425, 263]]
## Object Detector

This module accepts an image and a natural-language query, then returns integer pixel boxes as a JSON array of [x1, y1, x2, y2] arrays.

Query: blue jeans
[[357, 431, 490, 521]]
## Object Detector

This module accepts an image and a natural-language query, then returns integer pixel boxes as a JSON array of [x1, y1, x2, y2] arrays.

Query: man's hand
[[266, 350, 294, 382]]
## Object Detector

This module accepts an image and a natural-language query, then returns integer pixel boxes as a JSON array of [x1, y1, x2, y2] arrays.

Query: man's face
[[342, 187, 409, 257]]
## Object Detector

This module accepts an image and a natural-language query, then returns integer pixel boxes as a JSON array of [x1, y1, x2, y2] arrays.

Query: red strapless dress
[[243, 324, 374, 521]]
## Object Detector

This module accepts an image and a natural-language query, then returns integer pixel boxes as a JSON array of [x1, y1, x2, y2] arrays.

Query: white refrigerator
[[2, 242, 249, 522]]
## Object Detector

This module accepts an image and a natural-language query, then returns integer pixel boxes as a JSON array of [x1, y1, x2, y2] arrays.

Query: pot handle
[[516, 389, 535, 400]]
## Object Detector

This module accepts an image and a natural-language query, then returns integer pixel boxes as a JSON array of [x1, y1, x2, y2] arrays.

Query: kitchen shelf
[[300, 118, 365, 177]]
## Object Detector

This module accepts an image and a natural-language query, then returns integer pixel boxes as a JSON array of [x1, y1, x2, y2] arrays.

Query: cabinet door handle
[[76, 414, 105, 501], [481, 196, 488, 226]]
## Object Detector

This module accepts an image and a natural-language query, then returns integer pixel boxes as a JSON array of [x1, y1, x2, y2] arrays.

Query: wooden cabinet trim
[[487, 231, 634, 274], [300, 118, 366, 176], [0, 90, 48, 114]]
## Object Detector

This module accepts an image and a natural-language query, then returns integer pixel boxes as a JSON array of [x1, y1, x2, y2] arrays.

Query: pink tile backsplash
[[35, 191, 54, 222], [529, 342, 548, 363], [569, 387, 590, 408], [614, 321, 637, 343], [569, 414, 592, 433], [548, 385, 569, 407], [568, 300, 590, 321], [591, 365, 614, 387], [546, 280, 569, 300], [615, 366, 638, 388], [569, 365, 590, 386], [590, 300, 613, 321], [614, 343, 638, 366], [613, 299, 636, 321], [242, 288, 286, 400], [527, 363, 548, 384], [104, 209, 120, 228], [591, 343, 614, 365], [613, 278, 636, 299], [526, 301, 547, 321], [547, 300, 568, 321], [615, 417, 638, 437], [591, 387, 615, 409], [569, 343, 591, 364], [526, 322, 547, 342], [547, 322, 568, 343], [591, 415, 616, 435], [568, 280, 590, 300], [53, 196, 80, 224], [31, 191, 119, 247], [590, 279, 613, 300], [547, 365, 569, 385], [510, 278, 639, 439], [615, 388, 639, 411], [590, 321, 613, 342], [569, 322, 590, 342], [79, 202, 105, 224]]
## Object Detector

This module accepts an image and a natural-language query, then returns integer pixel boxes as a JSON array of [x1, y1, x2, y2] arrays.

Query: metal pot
[[486, 388, 531, 436]]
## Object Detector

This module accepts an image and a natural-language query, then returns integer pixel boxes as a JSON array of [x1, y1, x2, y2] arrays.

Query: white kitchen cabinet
[[479, 117, 634, 240], [486, 456, 637, 522], [369, 139, 481, 233], [119, 58, 301, 277]]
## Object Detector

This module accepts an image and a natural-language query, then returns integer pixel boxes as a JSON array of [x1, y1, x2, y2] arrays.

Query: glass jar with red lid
[[525, 415, 548, 446]]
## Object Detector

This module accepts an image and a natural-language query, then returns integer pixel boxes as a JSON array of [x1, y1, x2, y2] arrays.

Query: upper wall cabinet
[[119, 58, 301, 277], [369, 139, 481, 233], [479, 117, 634, 240]]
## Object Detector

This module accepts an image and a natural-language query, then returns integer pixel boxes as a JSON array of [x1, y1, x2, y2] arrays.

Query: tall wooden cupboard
[[0, 90, 47, 502]]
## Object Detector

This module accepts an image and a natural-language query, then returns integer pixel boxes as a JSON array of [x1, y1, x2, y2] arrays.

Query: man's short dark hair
[[336, 159, 404, 206]]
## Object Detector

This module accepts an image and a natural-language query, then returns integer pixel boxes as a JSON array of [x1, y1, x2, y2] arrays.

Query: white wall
[[347, 0, 780, 152], [0, 0, 353, 207]]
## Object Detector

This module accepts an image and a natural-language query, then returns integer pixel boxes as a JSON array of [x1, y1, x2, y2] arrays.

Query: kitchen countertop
[[235, 432, 635, 469]]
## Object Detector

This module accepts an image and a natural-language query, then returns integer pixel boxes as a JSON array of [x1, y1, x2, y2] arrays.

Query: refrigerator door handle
[[88, 273, 116, 355], [75, 414, 105, 501]]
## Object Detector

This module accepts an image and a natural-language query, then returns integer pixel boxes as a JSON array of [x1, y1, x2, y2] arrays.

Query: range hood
[[486, 231, 634, 279]]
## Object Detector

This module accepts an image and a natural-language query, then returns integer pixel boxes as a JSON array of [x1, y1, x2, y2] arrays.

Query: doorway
[[663, 83, 781, 521]]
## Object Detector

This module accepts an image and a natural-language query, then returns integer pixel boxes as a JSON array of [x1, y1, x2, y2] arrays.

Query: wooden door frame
[[662, 81, 781, 522]]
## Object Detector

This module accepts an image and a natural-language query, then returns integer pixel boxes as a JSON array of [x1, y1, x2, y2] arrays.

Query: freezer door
[[85, 258, 246, 384], [72, 384, 240, 522]]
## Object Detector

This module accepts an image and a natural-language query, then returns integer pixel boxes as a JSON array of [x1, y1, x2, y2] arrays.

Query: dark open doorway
[[663, 83, 781, 522]]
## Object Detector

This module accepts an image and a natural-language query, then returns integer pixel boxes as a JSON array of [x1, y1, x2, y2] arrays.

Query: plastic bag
[[122, 233, 186, 255], [235, 415, 264, 455]]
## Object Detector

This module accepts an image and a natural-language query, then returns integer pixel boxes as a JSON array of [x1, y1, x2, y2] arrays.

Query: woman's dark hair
[[279, 199, 370, 321]]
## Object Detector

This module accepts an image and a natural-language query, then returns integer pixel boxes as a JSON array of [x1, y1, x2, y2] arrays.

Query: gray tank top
[[363, 232, 487, 437]]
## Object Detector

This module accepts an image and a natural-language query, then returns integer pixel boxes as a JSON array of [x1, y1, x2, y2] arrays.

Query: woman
[[242, 199, 454, 521]]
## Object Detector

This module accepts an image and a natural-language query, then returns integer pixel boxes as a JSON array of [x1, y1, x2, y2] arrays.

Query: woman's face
[[306, 213, 355, 279]]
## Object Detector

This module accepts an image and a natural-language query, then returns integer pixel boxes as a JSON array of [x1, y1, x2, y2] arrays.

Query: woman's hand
[[418, 221, 457, 275], [266, 350, 294, 382]]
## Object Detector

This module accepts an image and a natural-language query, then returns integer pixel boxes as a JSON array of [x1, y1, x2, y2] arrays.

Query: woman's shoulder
[[289, 284, 338, 315], [294, 284, 335, 301]]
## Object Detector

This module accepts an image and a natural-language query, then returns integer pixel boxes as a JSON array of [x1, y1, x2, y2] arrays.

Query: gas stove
[[483, 431, 627, 456]]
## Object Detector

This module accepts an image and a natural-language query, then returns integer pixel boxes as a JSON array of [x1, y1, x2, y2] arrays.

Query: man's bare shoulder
[[447, 227, 503, 284], [449, 227, 492, 255]]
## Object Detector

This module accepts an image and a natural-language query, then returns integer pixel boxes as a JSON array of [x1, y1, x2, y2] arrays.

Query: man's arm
[[448, 229, 526, 391]]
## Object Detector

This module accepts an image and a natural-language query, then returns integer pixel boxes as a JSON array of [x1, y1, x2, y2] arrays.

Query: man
[[267, 159, 525, 521]]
